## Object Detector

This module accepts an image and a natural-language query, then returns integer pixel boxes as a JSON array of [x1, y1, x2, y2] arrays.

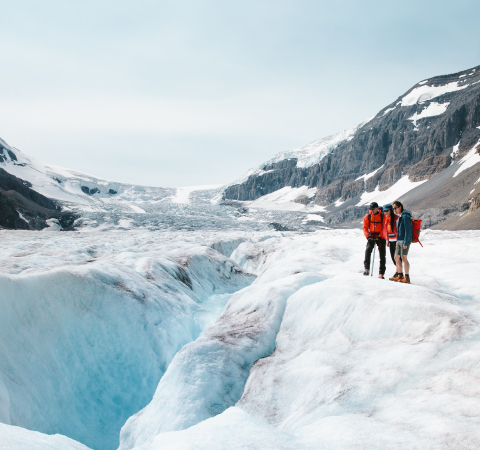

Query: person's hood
[[401, 209, 412, 217]]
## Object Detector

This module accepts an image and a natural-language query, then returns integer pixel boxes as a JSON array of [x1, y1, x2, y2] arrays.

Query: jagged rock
[[0, 191, 30, 229], [469, 194, 480, 213], [0, 168, 78, 230], [459, 128, 480, 153], [81, 186, 100, 195], [413, 203, 470, 228], [406, 155, 451, 182], [294, 195, 309, 205]]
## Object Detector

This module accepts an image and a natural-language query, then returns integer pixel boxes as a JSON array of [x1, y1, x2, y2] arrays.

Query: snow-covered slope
[[116, 229, 480, 450]]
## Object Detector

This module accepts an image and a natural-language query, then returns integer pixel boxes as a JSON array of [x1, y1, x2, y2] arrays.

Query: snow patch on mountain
[[408, 102, 450, 128], [453, 139, 480, 177], [356, 176, 427, 206], [355, 164, 385, 182], [401, 81, 467, 106], [246, 186, 325, 212]]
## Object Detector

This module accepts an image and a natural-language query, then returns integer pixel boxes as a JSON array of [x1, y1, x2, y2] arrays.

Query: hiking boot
[[363, 269, 369, 276], [389, 272, 403, 282], [378, 274, 385, 279], [400, 274, 411, 284]]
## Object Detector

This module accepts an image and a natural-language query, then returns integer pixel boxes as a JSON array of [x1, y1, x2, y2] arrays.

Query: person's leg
[[390, 241, 404, 281], [395, 241, 403, 273], [378, 239, 386, 276], [364, 239, 374, 272], [395, 254, 402, 272], [402, 255, 410, 275], [389, 242, 396, 264]]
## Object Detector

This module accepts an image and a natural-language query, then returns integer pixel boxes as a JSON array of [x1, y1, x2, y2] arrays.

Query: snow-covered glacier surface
[[118, 229, 480, 450], [1, 228, 480, 450]]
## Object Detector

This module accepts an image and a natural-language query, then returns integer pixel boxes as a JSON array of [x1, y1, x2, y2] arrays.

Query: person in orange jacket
[[363, 202, 387, 278], [383, 203, 399, 266]]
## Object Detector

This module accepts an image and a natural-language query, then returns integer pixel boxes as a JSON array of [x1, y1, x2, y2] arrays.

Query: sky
[[0, 0, 479, 188]]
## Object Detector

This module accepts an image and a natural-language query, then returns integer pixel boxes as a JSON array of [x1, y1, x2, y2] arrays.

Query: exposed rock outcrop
[[294, 195, 309, 205], [0, 168, 78, 230]]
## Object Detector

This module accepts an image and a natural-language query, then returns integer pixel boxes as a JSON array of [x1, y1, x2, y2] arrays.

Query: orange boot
[[389, 272, 403, 282], [400, 274, 411, 284]]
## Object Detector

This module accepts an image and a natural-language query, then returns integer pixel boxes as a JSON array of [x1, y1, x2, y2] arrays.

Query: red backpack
[[412, 218, 423, 247]]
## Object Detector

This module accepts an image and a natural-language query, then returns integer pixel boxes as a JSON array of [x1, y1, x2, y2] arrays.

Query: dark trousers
[[364, 238, 386, 275], [388, 241, 396, 265]]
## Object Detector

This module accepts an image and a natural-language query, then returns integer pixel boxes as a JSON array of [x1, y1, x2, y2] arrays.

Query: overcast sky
[[0, 0, 479, 187]]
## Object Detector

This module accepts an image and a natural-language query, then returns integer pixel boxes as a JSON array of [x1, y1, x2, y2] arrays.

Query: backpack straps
[[367, 211, 384, 235]]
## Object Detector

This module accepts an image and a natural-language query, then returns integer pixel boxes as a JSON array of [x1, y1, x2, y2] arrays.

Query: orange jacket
[[363, 211, 387, 240], [384, 214, 399, 242]]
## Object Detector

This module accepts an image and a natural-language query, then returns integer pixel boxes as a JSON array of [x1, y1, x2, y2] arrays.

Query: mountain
[[223, 65, 480, 229], [0, 140, 77, 230], [0, 138, 176, 230]]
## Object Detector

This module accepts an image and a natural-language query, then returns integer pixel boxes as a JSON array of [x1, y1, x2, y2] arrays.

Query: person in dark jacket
[[362, 202, 387, 278], [389, 201, 413, 284]]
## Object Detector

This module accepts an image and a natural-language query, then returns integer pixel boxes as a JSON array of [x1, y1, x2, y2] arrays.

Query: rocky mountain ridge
[[223, 65, 480, 228]]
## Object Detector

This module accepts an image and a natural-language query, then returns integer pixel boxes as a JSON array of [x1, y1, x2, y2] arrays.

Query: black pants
[[364, 238, 386, 275], [388, 241, 396, 265]]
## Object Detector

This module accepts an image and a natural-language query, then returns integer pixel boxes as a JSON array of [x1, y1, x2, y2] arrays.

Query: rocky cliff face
[[0, 165, 77, 230], [224, 65, 480, 207]]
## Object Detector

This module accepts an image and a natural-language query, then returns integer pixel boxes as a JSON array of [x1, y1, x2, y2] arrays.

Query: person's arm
[[404, 216, 413, 247], [383, 215, 390, 242], [363, 215, 370, 239]]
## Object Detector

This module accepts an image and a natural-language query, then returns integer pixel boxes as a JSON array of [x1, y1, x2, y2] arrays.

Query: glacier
[[0, 230, 258, 450], [1, 225, 480, 450]]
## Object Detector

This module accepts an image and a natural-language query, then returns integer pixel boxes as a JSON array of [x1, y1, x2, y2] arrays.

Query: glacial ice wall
[[0, 230, 256, 450]]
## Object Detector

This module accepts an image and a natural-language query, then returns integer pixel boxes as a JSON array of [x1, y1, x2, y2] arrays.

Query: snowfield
[[1, 229, 480, 450]]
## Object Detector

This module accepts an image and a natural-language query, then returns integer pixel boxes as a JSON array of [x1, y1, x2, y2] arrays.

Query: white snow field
[[1, 229, 480, 450]]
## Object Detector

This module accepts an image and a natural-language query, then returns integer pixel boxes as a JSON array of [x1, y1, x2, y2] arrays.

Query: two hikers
[[362, 202, 387, 279], [363, 200, 413, 284]]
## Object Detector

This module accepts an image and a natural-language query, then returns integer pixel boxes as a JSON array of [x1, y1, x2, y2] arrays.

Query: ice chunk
[[0, 423, 91, 450]]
